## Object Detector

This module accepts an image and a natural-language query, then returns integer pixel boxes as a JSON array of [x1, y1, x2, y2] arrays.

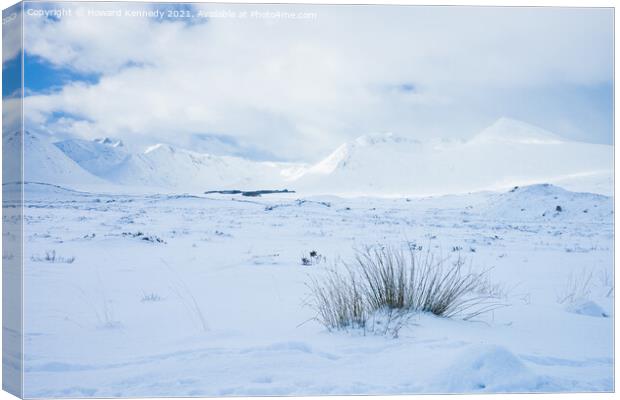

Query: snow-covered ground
[[7, 180, 613, 397]]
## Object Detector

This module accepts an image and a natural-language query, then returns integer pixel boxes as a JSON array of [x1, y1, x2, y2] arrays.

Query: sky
[[10, 2, 615, 161]]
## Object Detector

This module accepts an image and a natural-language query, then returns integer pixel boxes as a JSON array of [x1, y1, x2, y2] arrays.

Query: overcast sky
[[16, 3, 614, 161]]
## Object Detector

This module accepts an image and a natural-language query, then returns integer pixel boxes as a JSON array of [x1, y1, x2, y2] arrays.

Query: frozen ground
[[5, 182, 614, 397]]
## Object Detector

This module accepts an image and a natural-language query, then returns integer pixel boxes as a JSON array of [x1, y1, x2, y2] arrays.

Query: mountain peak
[[305, 132, 420, 176], [144, 143, 175, 155], [473, 117, 564, 144], [94, 137, 124, 148]]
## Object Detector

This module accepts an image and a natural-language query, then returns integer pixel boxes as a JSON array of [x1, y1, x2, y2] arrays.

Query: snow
[[292, 119, 612, 197], [470, 117, 565, 145], [4, 131, 107, 186], [42, 117, 612, 197], [11, 178, 613, 397], [54, 138, 129, 177], [431, 345, 548, 393], [143, 143, 167, 154], [565, 301, 608, 318], [5, 117, 613, 396], [100, 144, 292, 191], [484, 184, 612, 222]]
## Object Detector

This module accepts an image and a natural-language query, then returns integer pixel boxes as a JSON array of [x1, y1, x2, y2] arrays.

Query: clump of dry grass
[[31, 250, 75, 264], [556, 268, 595, 305], [308, 265, 368, 330], [308, 245, 504, 332]]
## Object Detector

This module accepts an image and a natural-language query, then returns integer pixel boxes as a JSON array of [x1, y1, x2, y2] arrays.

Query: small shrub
[[122, 232, 166, 244], [31, 250, 75, 264], [74, 275, 121, 329], [301, 250, 325, 266], [557, 268, 613, 304], [476, 273, 508, 299], [308, 245, 503, 333], [556, 269, 594, 305], [597, 269, 614, 298], [161, 259, 209, 332]]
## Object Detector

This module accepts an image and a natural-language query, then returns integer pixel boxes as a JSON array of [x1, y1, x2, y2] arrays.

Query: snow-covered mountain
[[292, 118, 613, 196], [54, 138, 129, 176], [44, 136, 301, 191], [471, 117, 565, 145], [103, 143, 301, 191], [4, 131, 107, 186], [18, 118, 614, 195]]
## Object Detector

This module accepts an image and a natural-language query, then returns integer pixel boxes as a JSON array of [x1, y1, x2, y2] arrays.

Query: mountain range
[[8, 118, 613, 196]]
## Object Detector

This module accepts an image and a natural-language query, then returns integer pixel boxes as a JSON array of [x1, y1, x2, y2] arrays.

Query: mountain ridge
[[23, 118, 613, 196]]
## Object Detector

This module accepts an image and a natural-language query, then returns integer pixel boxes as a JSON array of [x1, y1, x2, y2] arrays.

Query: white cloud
[[2, 6, 22, 66], [22, 4, 613, 160]]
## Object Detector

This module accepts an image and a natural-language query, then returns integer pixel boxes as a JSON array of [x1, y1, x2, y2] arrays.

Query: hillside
[[4, 131, 107, 186]]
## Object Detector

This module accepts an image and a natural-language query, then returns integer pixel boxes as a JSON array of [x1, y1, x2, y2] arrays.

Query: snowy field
[[6, 181, 613, 397], [4, 4, 613, 396]]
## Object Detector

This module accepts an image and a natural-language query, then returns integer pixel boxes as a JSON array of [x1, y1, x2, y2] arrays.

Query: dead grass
[[308, 244, 504, 332]]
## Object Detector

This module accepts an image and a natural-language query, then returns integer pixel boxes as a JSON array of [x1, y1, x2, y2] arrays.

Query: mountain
[[23, 118, 614, 196], [291, 132, 431, 195], [291, 118, 613, 196], [299, 133, 421, 176], [470, 117, 564, 145], [52, 136, 304, 192], [93, 137, 124, 147], [4, 131, 107, 186], [103, 143, 300, 191], [54, 138, 129, 176]]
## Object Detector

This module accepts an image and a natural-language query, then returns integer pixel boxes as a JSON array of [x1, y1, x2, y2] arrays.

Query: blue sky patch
[[24, 54, 100, 93], [3, 56, 22, 98]]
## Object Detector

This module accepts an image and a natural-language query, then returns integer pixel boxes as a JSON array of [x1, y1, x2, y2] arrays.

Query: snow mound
[[565, 300, 609, 318], [484, 184, 612, 222], [433, 345, 548, 393]]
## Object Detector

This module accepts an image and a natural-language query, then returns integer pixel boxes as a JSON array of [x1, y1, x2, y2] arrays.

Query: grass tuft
[[31, 250, 75, 264], [308, 244, 504, 333]]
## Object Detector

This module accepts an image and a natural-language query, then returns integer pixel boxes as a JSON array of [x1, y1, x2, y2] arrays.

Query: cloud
[[2, 5, 22, 66], [22, 4, 613, 161]]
